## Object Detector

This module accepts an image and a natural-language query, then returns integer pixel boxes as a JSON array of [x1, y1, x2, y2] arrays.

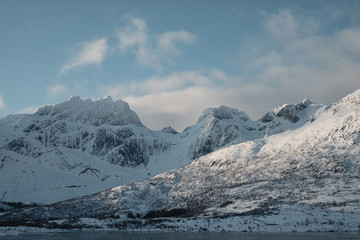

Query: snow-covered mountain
[[0, 95, 326, 204], [1, 89, 359, 232]]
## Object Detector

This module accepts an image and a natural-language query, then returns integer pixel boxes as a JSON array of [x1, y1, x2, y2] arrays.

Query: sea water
[[0, 232, 360, 240]]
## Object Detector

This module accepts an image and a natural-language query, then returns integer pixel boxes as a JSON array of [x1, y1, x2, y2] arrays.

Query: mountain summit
[[36, 96, 142, 126]]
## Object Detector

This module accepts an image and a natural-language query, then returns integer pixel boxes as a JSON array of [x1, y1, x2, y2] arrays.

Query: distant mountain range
[[1, 93, 326, 204], [0, 89, 359, 232]]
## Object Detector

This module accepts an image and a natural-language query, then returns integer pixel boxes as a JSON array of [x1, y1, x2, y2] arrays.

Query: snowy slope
[[0, 96, 326, 204], [1, 89, 359, 232]]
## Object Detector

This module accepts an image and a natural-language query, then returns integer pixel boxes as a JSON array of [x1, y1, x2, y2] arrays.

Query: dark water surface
[[1, 232, 360, 240]]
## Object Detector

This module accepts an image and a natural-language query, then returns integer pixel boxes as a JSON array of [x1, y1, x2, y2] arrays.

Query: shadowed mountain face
[[0, 89, 359, 231], [0, 94, 326, 203]]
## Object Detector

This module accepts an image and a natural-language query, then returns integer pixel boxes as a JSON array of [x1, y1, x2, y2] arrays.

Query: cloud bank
[[100, 9, 360, 131]]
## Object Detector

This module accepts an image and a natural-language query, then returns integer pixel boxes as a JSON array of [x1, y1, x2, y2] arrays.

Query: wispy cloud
[[261, 9, 319, 41], [118, 16, 148, 51], [135, 71, 211, 94], [60, 38, 107, 75], [0, 95, 6, 110], [156, 30, 197, 57], [117, 15, 197, 71], [47, 84, 68, 98]]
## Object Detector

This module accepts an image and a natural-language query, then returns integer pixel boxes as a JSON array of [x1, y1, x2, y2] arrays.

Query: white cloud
[[47, 84, 68, 98], [117, 16, 197, 71], [261, 9, 319, 41], [156, 30, 197, 56], [61, 38, 107, 74], [0, 95, 6, 110]]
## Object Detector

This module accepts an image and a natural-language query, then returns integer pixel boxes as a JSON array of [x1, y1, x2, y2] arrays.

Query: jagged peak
[[95, 96, 116, 105], [35, 96, 141, 126], [299, 98, 312, 109], [260, 98, 314, 123], [97, 95, 112, 101], [198, 105, 249, 123], [161, 126, 178, 134]]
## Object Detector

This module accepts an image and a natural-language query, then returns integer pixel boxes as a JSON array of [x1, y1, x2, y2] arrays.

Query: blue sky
[[1, 0, 360, 131]]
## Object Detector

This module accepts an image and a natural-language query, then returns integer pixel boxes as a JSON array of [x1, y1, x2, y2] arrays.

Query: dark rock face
[[6, 138, 30, 155], [92, 128, 134, 156], [161, 127, 178, 134], [191, 120, 243, 159], [106, 139, 151, 167], [90, 127, 155, 167], [275, 104, 300, 123], [260, 112, 274, 123], [91, 128, 174, 167]]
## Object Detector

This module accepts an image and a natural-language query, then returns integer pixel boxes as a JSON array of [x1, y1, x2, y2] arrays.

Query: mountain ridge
[[0, 94, 329, 203], [0, 88, 359, 232]]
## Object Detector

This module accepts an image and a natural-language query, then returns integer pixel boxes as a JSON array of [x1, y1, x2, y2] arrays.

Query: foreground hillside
[[1, 89, 359, 232], [0, 95, 323, 203]]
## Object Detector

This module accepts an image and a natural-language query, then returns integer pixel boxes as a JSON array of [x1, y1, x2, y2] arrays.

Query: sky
[[1, 0, 360, 131]]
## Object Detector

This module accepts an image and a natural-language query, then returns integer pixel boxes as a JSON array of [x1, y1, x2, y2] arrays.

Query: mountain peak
[[300, 98, 312, 109], [68, 96, 82, 102], [198, 105, 249, 123], [96, 95, 113, 103], [35, 96, 141, 126], [161, 126, 178, 134], [260, 98, 314, 123]]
